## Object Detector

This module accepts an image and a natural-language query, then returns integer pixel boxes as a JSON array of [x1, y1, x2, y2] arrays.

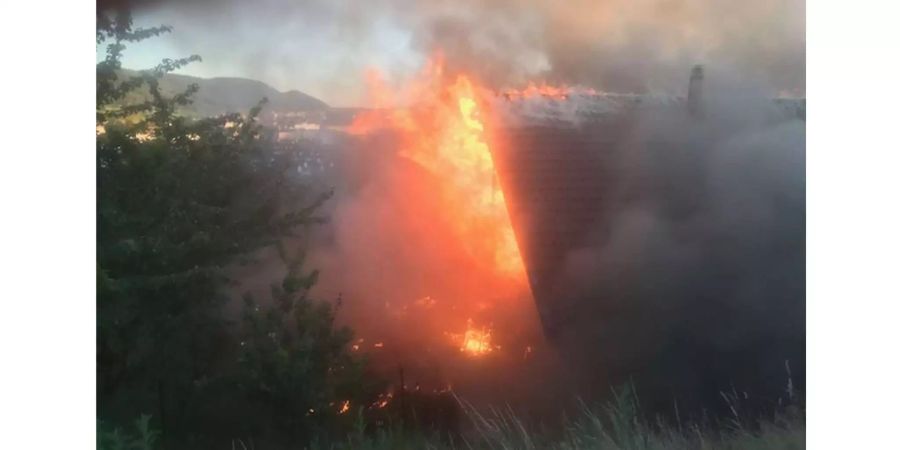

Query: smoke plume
[[122, 0, 805, 105], [534, 80, 805, 414]]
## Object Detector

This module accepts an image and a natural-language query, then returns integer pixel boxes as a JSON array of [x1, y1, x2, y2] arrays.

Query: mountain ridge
[[117, 69, 329, 117]]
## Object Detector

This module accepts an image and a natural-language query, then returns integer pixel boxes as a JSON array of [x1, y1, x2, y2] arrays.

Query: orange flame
[[500, 82, 600, 101], [348, 57, 541, 363], [349, 58, 526, 280], [502, 81, 571, 100], [371, 392, 393, 409]]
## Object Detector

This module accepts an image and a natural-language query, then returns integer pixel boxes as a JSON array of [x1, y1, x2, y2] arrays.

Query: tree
[[96, 7, 372, 448]]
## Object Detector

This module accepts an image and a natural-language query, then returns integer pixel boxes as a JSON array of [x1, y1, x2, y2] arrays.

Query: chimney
[[688, 65, 704, 118]]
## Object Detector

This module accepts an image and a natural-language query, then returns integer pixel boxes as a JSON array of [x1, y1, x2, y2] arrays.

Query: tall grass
[[101, 385, 803, 449], [314, 384, 805, 450]]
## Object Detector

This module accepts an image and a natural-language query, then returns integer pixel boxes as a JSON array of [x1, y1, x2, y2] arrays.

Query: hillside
[[117, 69, 329, 117]]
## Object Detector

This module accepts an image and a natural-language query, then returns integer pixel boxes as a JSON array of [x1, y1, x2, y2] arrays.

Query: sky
[[121, 0, 805, 107]]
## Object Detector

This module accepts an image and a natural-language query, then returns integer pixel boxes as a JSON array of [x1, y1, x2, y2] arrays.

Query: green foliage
[[97, 7, 368, 448]]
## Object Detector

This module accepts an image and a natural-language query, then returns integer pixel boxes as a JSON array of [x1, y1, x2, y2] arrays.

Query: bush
[[96, 7, 373, 448]]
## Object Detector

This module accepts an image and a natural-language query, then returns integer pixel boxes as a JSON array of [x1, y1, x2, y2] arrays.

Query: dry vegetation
[[308, 385, 804, 450]]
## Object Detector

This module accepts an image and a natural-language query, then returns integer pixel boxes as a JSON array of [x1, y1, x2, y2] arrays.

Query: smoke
[[281, 76, 804, 418], [121, 0, 805, 105], [404, 0, 805, 94], [532, 80, 805, 414]]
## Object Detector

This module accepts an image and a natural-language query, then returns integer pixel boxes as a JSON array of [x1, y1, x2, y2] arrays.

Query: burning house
[[302, 63, 805, 414]]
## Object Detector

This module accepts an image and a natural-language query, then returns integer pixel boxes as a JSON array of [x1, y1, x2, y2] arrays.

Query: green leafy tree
[[97, 7, 372, 448]]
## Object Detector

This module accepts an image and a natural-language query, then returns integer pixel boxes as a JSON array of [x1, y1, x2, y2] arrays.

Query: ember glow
[[459, 319, 494, 357], [370, 392, 393, 409]]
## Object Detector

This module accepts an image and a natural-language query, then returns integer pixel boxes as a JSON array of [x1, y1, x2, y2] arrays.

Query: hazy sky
[[123, 1, 425, 106], [122, 0, 805, 107]]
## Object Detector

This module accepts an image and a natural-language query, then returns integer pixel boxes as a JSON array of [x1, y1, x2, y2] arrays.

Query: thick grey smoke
[[125, 0, 805, 105], [536, 80, 805, 413]]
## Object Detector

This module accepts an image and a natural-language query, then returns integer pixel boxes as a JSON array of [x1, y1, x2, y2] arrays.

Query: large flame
[[350, 59, 526, 280], [344, 57, 548, 367]]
